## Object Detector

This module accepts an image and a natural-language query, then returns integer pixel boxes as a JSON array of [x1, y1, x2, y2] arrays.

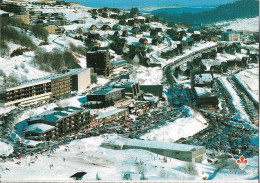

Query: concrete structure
[[102, 137, 206, 162], [194, 87, 218, 109], [12, 11, 30, 24], [113, 79, 143, 100], [221, 29, 240, 42], [87, 88, 125, 107], [70, 68, 91, 92], [25, 106, 96, 141], [0, 69, 91, 107], [86, 50, 113, 76]]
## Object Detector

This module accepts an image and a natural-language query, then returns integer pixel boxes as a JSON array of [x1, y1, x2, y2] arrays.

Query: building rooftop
[[194, 87, 216, 98], [97, 107, 127, 119], [0, 68, 88, 92], [90, 88, 124, 96], [194, 73, 213, 85], [28, 106, 87, 124], [102, 137, 204, 152], [25, 123, 56, 134]]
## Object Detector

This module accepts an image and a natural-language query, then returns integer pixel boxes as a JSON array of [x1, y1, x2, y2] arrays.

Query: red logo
[[236, 155, 247, 170]]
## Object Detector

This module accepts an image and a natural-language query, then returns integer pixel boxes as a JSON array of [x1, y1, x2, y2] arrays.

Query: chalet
[[150, 29, 159, 38], [110, 8, 120, 14], [119, 19, 127, 25], [101, 12, 108, 18], [191, 31, 201, 42], [145, 18, 150, 23], [113, 30, 121, 37], [155, 27, 162, 32], [138, 38, 148, 46], [131, 27, 143, 35], [122, 30, 129, 37], [112, 24, 121, 31], [152, 38, 159, 46], [128, 19, 137, 26], [137, 18, 145, 24], [101, 25, 111, 31], [233, 43, 241, 53], [89, 25, 98, 31], [110, 14, 119, 19], [140, 24, 150, 32]]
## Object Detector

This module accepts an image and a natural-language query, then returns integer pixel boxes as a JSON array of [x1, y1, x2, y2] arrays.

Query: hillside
[[153, 0, 258, 24]]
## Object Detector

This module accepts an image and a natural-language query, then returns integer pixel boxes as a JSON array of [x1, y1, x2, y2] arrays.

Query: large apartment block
[[25, 106, 97, 141], [0, 68, 91, 107], [86, 50, 113, 76]]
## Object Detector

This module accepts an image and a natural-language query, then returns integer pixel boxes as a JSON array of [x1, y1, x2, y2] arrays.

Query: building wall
[[71, 69, 91, 92], [51, 76, 71, 99], [103, 143, 206, 162], [44, 24, 57, 34]]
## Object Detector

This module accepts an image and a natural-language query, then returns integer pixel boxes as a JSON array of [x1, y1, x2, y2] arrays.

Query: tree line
[[33, 48, 81, 73], [154, 0, 258, 24]]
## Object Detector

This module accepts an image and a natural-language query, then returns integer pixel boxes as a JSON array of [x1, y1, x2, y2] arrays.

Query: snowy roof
[[28, 106, 87, 124], [25, 123, 56, 134], [194, 87, 215, 97], [90, 88, 124, 96], [0, 68, 88, 92], [97, 108, 127, 119], [103, 137, 204, 152], [194, 73, 213, 84]]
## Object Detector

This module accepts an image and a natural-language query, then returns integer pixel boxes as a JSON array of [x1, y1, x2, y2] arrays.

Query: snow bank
[[0, 142, 13, 156], [234, 68, 259, 105], [216, 17, 259, 32], [141, 106, 208, 142], [0, 134, 213, 181]]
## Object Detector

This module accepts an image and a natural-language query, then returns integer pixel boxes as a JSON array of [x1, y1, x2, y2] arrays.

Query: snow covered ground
[[218, 77, 250, 122], [215, 17, 259, 32], [141, 106, 208, 142], [130, 66, 163, 85], [234, 68, 259, 104], [0, 142, 13, 156], [0, 134, 215, 181]]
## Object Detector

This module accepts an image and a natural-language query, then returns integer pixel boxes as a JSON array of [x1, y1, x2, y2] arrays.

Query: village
[[0, 0, 259, 181]]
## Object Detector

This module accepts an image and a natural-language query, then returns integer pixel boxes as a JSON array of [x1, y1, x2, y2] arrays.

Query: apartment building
[[0, 69, 91, 107], [86, 50, 113, 76], [25, 106, 97, 141]]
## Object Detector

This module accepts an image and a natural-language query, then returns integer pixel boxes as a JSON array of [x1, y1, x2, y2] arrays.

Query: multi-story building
[[11, 11, 30, 25], [43, 24, 58, 34], [86, 50, 113, 76], [51, 74, 71, 99], [70, 68, 91, 92], [0, 69, 92, 107], [113, 79, 143, 100], [0, 79, 52, 107], [221, 29, 240, 42], [25, 106, 97, 141], [87, 88, 125, 107]]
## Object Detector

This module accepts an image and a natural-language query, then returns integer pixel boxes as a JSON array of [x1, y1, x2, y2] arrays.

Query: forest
[[154, 0, 258, 24]]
